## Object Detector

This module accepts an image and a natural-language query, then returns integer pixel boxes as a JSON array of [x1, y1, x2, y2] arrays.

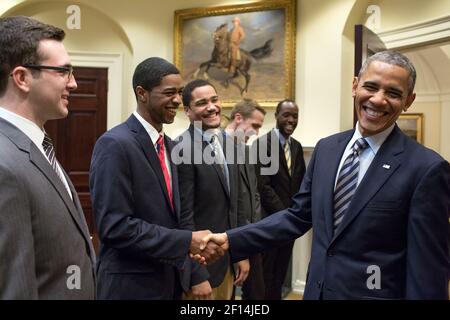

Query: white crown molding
[[378, 15, 450, 49], [69, 51, 123, 129], [440, 92, 450, 103]]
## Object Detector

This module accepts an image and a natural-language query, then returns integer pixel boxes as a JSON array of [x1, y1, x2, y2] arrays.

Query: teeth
[[366, 108, 384, 117]]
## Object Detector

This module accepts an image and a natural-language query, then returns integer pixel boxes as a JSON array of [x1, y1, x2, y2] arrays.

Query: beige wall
[[2, 0, 449, 293], [2, 0, 447, 145]]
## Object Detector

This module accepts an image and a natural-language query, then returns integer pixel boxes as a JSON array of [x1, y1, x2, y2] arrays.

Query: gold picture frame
[[174, 0, 296, 107], [397, 113, 423, 144]]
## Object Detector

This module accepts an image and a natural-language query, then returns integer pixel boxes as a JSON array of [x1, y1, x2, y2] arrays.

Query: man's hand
[[191, 232, 230, 265], [233, 259, 250, 286], [189, 280, 213, 300], [190, 230, 211, 255]]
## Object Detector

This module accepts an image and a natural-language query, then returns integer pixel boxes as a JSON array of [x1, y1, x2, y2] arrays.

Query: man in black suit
[[90, 58, 212, 299], [176, 79, 249, 300], [225, 99, 266, 300], [254, 99, 306, 299], [200, 51, 450, 300]]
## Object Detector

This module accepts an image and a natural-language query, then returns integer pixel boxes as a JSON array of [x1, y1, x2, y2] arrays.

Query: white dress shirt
[[334, 122, 395, 189]]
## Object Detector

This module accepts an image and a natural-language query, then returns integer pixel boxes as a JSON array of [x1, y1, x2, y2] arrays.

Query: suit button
[[327, 251, 334, 257], [316, 281, 322, 288]]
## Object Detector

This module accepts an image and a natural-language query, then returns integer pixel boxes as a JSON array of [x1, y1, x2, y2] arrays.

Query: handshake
[[190, 231, 229, 265]]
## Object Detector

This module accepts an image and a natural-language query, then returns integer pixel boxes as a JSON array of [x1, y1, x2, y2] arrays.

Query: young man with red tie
[[89, 57, 212, 299]]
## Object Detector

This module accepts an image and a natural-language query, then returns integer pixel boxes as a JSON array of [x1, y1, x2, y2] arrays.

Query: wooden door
[[354, 24, 386, 124], [45, 66, 107, 254]]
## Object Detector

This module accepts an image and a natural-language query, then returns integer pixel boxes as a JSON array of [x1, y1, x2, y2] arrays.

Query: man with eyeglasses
[[175, 79, 250, 300], [89, 58, 213, 299], [0, 16, 95, 299]]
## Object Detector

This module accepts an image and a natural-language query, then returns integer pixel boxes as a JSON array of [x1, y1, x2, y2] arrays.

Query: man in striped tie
[[199, 51, 450, 300]]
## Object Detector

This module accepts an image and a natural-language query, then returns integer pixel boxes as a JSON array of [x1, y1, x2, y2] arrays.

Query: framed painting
[[174, 0, 296, 107], [397, 113, 423, 144]]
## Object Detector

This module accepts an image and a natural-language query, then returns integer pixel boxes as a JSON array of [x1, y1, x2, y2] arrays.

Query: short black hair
[[132, 57, 180, 100], [0, 16, 65, 96], [182, 79, 216, 107], [275, 99, 297, 115]]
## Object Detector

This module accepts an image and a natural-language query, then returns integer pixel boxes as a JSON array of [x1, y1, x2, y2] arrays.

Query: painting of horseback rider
[[175, 1, 295, 105], [192, 20, 273, 95]]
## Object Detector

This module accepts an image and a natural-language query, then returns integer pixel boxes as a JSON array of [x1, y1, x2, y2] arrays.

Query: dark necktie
[[333, 138, 369, 232], [156, 135, 173, 210]]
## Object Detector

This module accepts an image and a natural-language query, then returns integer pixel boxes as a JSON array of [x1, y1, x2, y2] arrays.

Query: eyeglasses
[[23, 64, 74, 80]]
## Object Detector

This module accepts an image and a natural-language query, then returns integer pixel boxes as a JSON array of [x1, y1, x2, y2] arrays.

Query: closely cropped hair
[[0, 16, 65, 96], [275, 99, 297, 115], [230, 98, 266, 120], [358, 50, 416, 94], [132, 57, 180, 100], [182, 79, 216, 107]]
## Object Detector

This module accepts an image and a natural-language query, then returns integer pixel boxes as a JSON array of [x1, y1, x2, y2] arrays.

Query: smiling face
[[353, 60, 416, 137], [235, 109, 265, 142], [28, 39, 77, 125], [185, 84, 221, 130], [276, 101, 298, 139], [137, 73, 183, 131]]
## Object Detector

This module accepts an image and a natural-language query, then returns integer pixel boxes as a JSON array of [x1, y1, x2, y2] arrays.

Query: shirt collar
[[351, 122, 395, 155], [194, 126, 221, 143], [0, 107, 45, 148], [133, 111, 163, 146], [274, 128, 290, 146]]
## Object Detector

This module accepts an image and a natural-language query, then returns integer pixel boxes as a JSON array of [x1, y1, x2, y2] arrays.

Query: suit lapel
[[129, 115, 174, 213], [322, 132, 353, 241], [166, 138, 180, 220], [29, 145, 93, 249], [332, 127, 404, 242]]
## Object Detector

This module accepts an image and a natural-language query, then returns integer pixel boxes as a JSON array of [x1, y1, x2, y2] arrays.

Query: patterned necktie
[[156, 135, 173, 210], [210, 133, 229, 191], [333, 138, 369, 232], [42, 133, 67, 186], [284, 140, 291, 175]]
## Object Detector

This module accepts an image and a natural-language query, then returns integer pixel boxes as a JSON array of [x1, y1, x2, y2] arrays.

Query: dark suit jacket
[[254, 129, 306, 215], [176, 125, 247, 287], [239, 144, 262, 223], [0, 118, 95, 299], [228, 126, 450, 299], [89, 115, 207, 299]]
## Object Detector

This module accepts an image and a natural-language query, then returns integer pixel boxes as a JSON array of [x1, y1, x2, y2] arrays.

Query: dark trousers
[[262, 241, 295, 300], [241, 253, 265, 300]]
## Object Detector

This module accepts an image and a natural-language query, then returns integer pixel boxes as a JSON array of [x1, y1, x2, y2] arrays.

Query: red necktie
[[156, 135, 173, 210]]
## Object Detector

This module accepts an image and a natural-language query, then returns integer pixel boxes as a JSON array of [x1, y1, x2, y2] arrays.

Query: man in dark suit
[[89, 58, 212, 300], [254, 99, 306, 300], [225, 99, 266, 300], [200, 51, 450, 299], [176, 79, 249, 300], [0, 16, 95, 299]]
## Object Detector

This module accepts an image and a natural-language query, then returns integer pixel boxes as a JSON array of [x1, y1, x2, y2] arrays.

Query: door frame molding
[[378, 15, 450, 50], [69, 51, 123, 129]]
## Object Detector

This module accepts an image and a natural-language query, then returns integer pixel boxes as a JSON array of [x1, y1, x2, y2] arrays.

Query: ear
[[403, 93, 416, 112], [10, 67, 32, 93], [135, 86, 148, 103], [234, 113, 243, 124], [352, 77, 359, 98]]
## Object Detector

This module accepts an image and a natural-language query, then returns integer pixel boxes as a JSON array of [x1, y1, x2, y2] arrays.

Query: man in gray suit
[[0, 16, 95, 299]]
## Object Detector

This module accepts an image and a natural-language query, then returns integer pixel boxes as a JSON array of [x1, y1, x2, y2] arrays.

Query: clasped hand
[[190, 231, 229, 265]]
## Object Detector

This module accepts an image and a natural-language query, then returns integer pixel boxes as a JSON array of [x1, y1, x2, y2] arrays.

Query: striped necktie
[[284, 140, 291, 175], [333, 138, 369, 232], [42, 133, 67, 186]]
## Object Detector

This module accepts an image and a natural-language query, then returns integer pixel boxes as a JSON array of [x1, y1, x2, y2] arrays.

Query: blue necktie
[[333, 138, 369, 232]]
